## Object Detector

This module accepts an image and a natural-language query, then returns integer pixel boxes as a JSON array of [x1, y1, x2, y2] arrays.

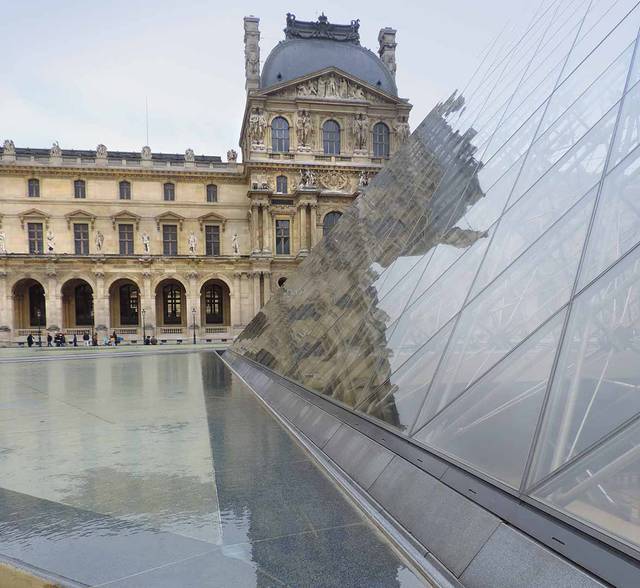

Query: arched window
[[323, 120, 341, 155], [271, 117, 290, 152], [162, 284, 182, 324], [373, 122, 390, 158], [206, 184, 218, 202], [28, 283, 46, 327], [323, 211, 343, 236], [74, 179, 86, 199], [119, 284, 139, 325], [277, 277, 287, 288], [119, 180, 131, 200], [276, 175, 288, 194], [163, 182, 175, 201], [204, 284, 223, 324], [74, 284, 94, 326]]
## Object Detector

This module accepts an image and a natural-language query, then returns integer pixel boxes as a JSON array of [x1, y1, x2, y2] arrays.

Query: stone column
[[93, 271, 109, 334], [250, 205, 260, 253], [310, 203, 318, 248], [263, 271, 272, 305], [252, 271, 261, 313], [0, 270, 9, 344], [187, 271, 200, 341], [46, 271, 62, 332], [232, 272, 242, 327], [262, 204, 271, 253], [298, 203, 308, 254], [141, 271, 156, 334]]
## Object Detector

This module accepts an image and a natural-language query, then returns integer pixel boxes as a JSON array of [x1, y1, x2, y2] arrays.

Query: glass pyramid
[[233, 0, 640, 555]]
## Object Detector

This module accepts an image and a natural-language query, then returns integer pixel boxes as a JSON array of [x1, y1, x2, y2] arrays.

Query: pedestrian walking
[[83, 331, 90, 346], [47, 333, 52, 347], [27, 333, 34, 347], [112, 330, 118, 346], [73, 334, 78, 347]]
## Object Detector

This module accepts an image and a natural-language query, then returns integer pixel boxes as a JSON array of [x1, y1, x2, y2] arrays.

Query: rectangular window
[[28, 179, 40, 198], [163, 183, 175, 201], [74, 223, 89, 255], [119, 181, 131, 200], [206, 184, 218, 203], [27, 222, 44, 254], [163, 224, 178, 255], [74, 179, 86, 199], [205, 225, 220, 256], [119, 224, 134, 255], [276, 176, 288, 194], [275, 219, 290, 255]]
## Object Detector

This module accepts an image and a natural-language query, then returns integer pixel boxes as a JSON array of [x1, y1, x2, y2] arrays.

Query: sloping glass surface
[[415, 311, 566, 489], [232, 0, 640, 557]]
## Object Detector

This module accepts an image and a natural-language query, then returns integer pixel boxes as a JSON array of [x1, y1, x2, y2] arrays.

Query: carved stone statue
[[352, 114, 369, 151], [141, 145, 152, 160], [46, 229, 55, 253], [96, 144, 108, 158], [251, 173, 270, 190], [296, 110, 313, 149], [0, 231, 6, 254], [395, 117, 411, 144], [94, 230, 104, 252], [358, 171, 370, 188], [3, 140, 15, 155], [188, 231, 198, 254], [50, 142, 62, 158], [299, 168, 317, 188], [296, 80, 318, 97], [184, 148, 195, 163], [248, 108, 267, 146], [141, 231, 151, 254], [232, 233, 240, 255], [227, 149, 238, 162], [325, 74, 338, 97], [349, 83, 365, 100]]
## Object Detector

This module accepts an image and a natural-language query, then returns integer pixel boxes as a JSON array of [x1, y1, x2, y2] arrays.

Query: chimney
[[244, 16, 261, 92], [378, 27, 397, 80]]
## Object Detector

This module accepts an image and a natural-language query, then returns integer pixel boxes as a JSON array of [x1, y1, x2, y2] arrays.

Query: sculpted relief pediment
[[264, 71, 398, 105]]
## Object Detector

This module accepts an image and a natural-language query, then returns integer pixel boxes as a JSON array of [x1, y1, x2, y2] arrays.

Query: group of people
[[25, 330, 158, 348]]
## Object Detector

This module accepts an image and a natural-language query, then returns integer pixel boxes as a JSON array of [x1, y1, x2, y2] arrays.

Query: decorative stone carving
[[285, 13, 360, 44], [251, 173, 271, 191], [46, 229, 55, 253], [244, 16, 261, 91], [141, 145, 152, 160], [187, 231, 198, 254], [291, 74, 380, 102], [50, 142, 62, 158], [3, 140, 15, 156], [184, 148, 195, 163], [94, 230, 104, 252], [395, 117, 411, 144], [296, 110, 313, 150], [0, 231, 6, 254], [320, 170, 348, 192], [227, 149, 238, 162], [358, 171, 370, 188], [352, 114, 370, 151], [96, 144, 108, 159], [299, 169, 317, 188], [232, 233, 240, 255], [248, 108, 267, 148], [296, 79, 318, 97], [141, 231, 151, 254]]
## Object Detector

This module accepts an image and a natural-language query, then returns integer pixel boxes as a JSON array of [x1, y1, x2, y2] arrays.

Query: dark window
[[277, 277, 287, 287], [74, 283, 94, 326], [119, 284, 139, 325], [323, 120, 341, 154], [74, 179, 86, 199], [28, 178, 40, 198], [162, 284, 182, 324], [28, 283, 46, 327], [119, 180, 131, 200], [163, 182, 175, 201], [323, 211, 343, 236], [206, 184, 218, 202], [271, 198, 293, 205], [204, 283, 223, 324], [276, 175, 288, 194], [74, 223, 90, 255], [205, 225, 220, 256], [27, 222, 44, 254], [271, 117, 290, 152], [119, 224, 134, 255], [275, 219, 290, 255], [373, 122, 390, 157], [163, 224, 178, 255]]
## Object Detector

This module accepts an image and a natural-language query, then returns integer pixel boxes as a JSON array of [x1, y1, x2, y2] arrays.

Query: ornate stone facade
[[0, 13, 411, 346]]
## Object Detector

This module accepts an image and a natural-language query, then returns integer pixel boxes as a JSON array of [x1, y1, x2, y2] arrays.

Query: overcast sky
[[1, 0, 533, 157]]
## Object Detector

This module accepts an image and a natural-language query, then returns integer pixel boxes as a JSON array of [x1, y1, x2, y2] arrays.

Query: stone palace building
[[0, 13, 411, 345]]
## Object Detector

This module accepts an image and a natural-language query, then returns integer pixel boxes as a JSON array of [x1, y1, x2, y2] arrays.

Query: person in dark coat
[[47, 333, 53, 347], [27, 334, 34, 347], [73, 334, 78, 347], [112, 330, 118, 346]]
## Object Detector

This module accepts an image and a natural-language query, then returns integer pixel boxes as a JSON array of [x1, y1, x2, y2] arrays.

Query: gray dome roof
[[261, 38, 398, 96]]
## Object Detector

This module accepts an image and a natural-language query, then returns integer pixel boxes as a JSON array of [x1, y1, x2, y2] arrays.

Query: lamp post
[[36, 308, 42, 347], [141, 308, 146, 342], [192, 307, 197, 345]]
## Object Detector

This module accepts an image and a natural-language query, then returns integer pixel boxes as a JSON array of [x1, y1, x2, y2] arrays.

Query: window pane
[[28, 179, 39, 198], [271, 117, 290, 152], [206, 184, 217, 202], [275, 219, 290, 254], [119, 224, 134, 255], [119, 285, 139, 325], [204, 284, 223, 324], [276, 176, 288, 193], [74, 180, 86, 199], [119, 181, 131, 200], [205, 225, 220, 256], [373, 123, 390, 157], [163, 285, 182, 324], [323, 120, 340, 154], [164, 183, 175, 201], [163, 225, 177, 255], [74, 223, 89, 255], [27, 223, 43, 254]]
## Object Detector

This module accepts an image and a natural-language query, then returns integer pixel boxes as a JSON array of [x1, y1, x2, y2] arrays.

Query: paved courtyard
[[0, 348, 425, 587]]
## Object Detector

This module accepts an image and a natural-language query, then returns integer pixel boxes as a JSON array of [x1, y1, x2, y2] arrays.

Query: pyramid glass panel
[[231, 0, 640, 560]]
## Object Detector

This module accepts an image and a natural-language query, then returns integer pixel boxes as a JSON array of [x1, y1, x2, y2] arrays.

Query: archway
[[155, 279, 187, 329], [109, 278, 140, 329], [12, 278, 46, 332], [61, 279, 94, 329], [200, 279, 231, 327]]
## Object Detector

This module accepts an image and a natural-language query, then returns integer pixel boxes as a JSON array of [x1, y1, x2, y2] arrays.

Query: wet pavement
[[0, 349, 426, 587]]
